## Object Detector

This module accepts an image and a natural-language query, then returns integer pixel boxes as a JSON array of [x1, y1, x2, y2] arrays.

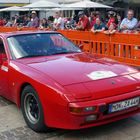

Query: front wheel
[[21, 85, 47, 132]]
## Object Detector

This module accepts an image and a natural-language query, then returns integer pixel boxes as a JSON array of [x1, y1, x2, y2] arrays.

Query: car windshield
[[7, 33, 81, 59]]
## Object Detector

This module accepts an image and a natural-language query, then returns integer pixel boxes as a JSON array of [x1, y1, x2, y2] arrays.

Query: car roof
[[0, 30, 58, 38]]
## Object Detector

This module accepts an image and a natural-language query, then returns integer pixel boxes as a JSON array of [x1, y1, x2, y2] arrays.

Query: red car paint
[[0, 31, 140, 129]]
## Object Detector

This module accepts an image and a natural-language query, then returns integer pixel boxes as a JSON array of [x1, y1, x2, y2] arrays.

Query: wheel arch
[[17, 82, 32, 108]]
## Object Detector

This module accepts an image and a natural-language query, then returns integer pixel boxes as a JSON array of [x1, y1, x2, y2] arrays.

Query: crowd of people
[[76, 9, 140, 34], [0, 9, 139, 34], [0, 11, 54, 29]]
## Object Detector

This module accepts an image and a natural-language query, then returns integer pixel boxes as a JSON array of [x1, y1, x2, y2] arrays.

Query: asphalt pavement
[[0, 96, 140, 140]]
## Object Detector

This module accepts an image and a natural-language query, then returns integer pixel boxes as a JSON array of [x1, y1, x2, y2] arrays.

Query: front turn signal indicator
[[70, 107, 83, 114]]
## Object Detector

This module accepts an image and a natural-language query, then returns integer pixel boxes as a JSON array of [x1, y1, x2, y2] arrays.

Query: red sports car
[[0, 31, 140, 132]]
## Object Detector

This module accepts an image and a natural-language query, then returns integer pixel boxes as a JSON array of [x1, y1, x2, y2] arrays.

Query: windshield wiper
[[51, 51, 77, 55], [18, 54, 47, 59]]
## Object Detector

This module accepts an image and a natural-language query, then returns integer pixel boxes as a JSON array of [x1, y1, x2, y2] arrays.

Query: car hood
[[18, 53, 138, 86]]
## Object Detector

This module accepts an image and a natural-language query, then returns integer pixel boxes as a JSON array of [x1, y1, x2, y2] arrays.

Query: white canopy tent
[[63, 0, 112, 8], [23, 0, 60, 9]]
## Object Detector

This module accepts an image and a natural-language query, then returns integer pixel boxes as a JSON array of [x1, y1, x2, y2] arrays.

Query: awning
[[0, 3, 27, 7]]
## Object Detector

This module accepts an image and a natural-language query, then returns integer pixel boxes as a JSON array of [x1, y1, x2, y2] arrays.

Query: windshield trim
[[6, 32, 58, 39], [17, 52, 82, 60]]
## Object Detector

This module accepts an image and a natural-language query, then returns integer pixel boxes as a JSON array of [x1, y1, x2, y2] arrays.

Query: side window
[[0, 39, 5, 54]]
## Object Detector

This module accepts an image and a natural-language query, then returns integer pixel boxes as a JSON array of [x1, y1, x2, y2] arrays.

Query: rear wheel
[[21, 85, 47, 132]]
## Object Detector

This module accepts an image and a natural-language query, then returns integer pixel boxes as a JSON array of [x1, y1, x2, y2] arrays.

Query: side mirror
[[0, 53, 7, 65], [78, 44, 84, 50]]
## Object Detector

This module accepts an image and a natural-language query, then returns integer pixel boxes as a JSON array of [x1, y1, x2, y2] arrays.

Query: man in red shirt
[[76, 11, 91, 31], [90, 12, 96, 27], [0, 18, 4, 26]]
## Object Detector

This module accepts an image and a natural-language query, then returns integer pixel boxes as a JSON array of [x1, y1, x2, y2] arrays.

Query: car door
[[0, 38, 9, 98]]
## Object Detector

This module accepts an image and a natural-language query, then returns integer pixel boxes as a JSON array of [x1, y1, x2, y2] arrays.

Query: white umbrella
[[50, 7, 83, 11], [63, 0, 112, 8], [0, 6, 41, 12], [23, 0, 60, 8], [0, 6, 26, 12], [59, 0, 81, 4]]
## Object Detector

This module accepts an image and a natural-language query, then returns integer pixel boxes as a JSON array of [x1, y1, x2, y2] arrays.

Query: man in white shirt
[[53, 12, 64, 30], [120, 10, 138, 32]]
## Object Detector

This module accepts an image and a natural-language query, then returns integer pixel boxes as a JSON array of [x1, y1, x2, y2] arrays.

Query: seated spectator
[[116, 13, 121, 26], [48, 16, 54, 22], [12, 15, 21, 27], [5, 19, 12, 27], [90, 11, 96, 27], [23, 16, 30, 26], [29, 11, 39, 28], [96, 11, 101, 19], [65, 18, 73, 29], [120, 9, 138, 32], [135, 19, 140, 33], [76, 11, 91, 31], [47, 16, 54, 29], [91, 18, 105, 33], [53, 12, 64, 30], [0, 18, 4, 26], [39, 18, 48, 29], [73, 14, 79, 24], [3, 18, 7, 26], [107, 11, 118, 28], [96, 11, 104, 22], [104, 23, 117, 34], [26, 17, 32, 27]]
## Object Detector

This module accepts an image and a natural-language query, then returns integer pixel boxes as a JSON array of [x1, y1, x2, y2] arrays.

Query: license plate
[[109, 97, 140, 113]]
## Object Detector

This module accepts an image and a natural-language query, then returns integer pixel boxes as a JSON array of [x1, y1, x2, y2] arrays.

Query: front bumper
[[44, 89, 140, 130]]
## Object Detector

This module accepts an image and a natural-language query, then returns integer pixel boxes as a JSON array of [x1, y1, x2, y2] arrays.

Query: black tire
[[21, 85, 47, 132]]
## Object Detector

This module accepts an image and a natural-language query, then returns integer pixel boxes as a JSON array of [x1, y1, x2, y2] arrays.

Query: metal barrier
[[0, 27, 140, 66]]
